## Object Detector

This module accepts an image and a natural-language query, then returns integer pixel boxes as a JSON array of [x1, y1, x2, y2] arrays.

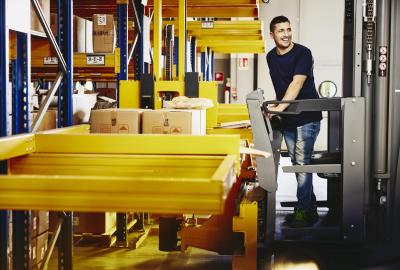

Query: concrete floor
[[48, 235, 232, 270]]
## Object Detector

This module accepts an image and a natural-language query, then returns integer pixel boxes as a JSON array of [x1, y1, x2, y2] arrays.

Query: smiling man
[[266, 16, 322, 228]]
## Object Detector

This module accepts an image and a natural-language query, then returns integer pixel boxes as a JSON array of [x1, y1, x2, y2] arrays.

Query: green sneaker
[[290, 207, 319, 228]]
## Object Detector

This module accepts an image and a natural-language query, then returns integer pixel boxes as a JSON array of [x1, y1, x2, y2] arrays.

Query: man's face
[[270, 22, 292, 50]]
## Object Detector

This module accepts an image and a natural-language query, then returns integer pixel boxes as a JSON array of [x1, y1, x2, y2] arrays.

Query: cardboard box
[[90, 109, 144, 134], [35, 232, 48, 264], [86, 20, 94, 53], [50, 14, 92, 53], [31, 0, 50, 33], [31, 110, 57, 132], [50, 13, 58, 37], [75, 16, 86, 53], [73, 93, 98, 124], [73, 212, 116, 234], [142, 109, 206, 135], [31, 211, 49, 239], [30, 232, 48, 267], [93, 14, 116, 53], [49, 212, 116, 235]]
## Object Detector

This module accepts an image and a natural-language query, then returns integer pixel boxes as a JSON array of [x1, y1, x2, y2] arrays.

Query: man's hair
[[270, 16, 290, 33]]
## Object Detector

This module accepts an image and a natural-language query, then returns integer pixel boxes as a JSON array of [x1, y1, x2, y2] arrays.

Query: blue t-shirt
[[266, 43, 322, 128]]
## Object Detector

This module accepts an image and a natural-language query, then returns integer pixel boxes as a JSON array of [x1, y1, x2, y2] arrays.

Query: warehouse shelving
[[0, 0, 263, 269]]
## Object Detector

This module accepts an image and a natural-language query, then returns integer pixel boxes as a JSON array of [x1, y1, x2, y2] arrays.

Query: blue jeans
[[283, 121, 321, 211]]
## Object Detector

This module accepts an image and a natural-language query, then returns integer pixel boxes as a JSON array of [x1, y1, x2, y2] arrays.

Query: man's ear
[[269, 32, 274, 39]]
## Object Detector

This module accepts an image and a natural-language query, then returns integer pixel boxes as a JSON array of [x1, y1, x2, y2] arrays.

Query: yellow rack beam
[[218, 104, 250, 123], [34, 134, 240, 156], [1, 155, 236, 214], [0, 134, 35, 160]]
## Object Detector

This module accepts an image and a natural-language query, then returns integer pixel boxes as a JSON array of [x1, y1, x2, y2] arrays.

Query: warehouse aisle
[[48, 235, 232, 270]]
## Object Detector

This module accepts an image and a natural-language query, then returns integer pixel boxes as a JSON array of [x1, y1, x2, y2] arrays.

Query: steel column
[[13, 33, 29, 134], [373, 0, 391, 175], [58, 0, 73, 128], [211, 50, 214, 81], [132, 0, 144, 80], [201, 51, 206, 81], [58, 212, 73, 270], [57, 1, 74, 269], [12, 211, 31, 269], [0, 0, 6, 138], [153, 0, 162, 80], [116, 0, 129, 247], [0, 1, 9, 269], [190, 37, 196, 72], [118, 3, 128, 81], [12, 32, 31, 270]]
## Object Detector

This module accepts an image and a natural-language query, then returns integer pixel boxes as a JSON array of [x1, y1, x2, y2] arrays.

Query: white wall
[[230, 53, 255, 103]]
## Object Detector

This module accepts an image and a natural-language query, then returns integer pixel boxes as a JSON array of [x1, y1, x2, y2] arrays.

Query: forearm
[[276, 80, 303, 111]]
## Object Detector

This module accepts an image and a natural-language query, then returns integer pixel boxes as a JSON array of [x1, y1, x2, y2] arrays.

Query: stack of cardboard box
[[90, 108, 206, 135], [50, 13, 94, 53], [93, 14, 116, 53]]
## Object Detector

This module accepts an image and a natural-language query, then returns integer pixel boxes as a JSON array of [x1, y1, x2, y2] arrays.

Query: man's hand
[[267, 104, 284, 119]]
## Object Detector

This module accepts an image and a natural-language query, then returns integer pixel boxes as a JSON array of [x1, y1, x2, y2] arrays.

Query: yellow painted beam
[[209, 47, 265, 54], [161, 7, 258, 18], [218, 104, 250, 123], [10, 154, 226, 179], [154, 0, 162, 80], [38, 125, 90, 134], [207, 128, 253, 142], [120, 80, 140, 108], [197, 40, 265, 48], [32, 53, 116, 68], [0, 173, 227, 214], [0, 134, 35, 160], [3, 154, 237, 214], [154, 80, 185, 109], [34, 134, 241, 156]]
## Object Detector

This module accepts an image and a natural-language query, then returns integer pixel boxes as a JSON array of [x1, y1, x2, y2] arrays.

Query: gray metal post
[[341, 97, 366, 242], [361, 0, 375, 213], [373, 0, 391, 175], [353, 0, 363, 97], [389, 0, 400, 242]]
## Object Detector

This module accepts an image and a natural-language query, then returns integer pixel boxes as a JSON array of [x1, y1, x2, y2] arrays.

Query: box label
[[87, 55, 105, 65], [118, 124, 129, 133], [43, 57, 58, 65], [98, 15, 107, 26]]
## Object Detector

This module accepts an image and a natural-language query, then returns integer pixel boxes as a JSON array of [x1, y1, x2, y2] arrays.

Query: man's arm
[[269, 74, 307, 112]]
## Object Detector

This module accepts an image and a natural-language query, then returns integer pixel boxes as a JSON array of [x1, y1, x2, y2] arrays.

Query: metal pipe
[[0, 3, 8, 269], [31, 71, 64, 133], [361, 0, 375, 209], [373, 0, 391, 174], [40, 216, 64, 270], [153, 0, 162, 80], [31, 0, 67, 74]]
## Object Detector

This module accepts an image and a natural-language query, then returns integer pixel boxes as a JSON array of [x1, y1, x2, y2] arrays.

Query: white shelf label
[[43, 57, 58, 65], [86, 55, 105, 66], [201, 22, 214, 29]]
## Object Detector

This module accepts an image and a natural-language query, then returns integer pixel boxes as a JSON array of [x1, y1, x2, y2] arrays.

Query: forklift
[[245, 0, 400, 268]]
